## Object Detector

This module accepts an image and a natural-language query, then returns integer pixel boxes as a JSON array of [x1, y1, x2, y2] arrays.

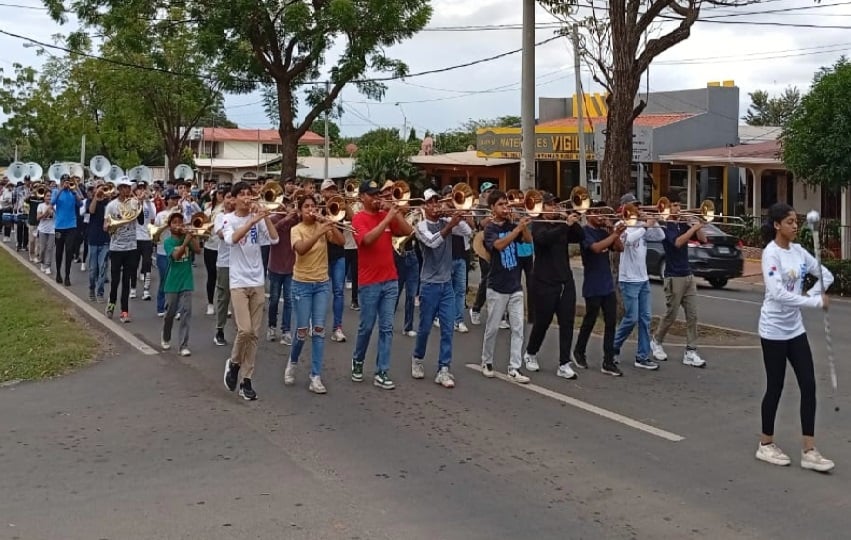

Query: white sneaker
[[411, 358, 425, 379], [331, 328, 346, 342], [142, 289, 151, 301], [80, 263, 86, 272], [499, 319, 510, 329], [179, 348, 191, 357], [157, 312, 166, 318], [44, 267, 51, 276], [175, 312, 181, 320], [414, 296, 420, 307], [266, 327, 277, 342], [507, 368, 530, 384], [280, 331, 293, 346], [801, 448, 835, 472], [206, 304, 214, 316], [481, 363, 495, 378], [469, 308, 481, 325], [161, 339, 171, 350], [683, 349, 706, 368], [523, 352, 540, 372], [346, 281, 352, 289], [434, 366, 455, 388], [433, 318, 439, 328], [129, 288, 137, 299], [284, 359, 297, 385], [650, 338, 668, 361], [404, 330, 417, 337], [309, 374, 327, 394], [755, 442, 791, 466], [455, 322, 469, 333], [556, 363, 578, 380]]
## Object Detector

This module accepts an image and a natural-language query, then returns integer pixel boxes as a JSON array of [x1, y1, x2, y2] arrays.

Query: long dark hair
[[761, 202, 795, 247]]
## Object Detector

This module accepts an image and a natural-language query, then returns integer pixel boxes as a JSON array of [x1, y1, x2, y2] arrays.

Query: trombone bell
[[450, 183, 475, 210]]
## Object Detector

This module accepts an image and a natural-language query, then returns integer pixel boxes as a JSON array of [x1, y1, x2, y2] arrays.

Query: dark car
[[646, 223, 744, 289]]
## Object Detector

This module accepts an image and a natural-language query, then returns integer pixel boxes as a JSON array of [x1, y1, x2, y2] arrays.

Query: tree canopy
[[744, 87, 801, 127]]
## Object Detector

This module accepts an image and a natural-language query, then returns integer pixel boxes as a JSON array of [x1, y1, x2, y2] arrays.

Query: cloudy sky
[[0, 0, 849, 137]]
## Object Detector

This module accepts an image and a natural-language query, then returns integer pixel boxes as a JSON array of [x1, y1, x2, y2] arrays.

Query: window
[[262, 144, 281, 154]]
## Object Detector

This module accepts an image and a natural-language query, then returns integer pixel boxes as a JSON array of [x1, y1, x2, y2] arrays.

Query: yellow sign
[[476, 126, 596, 161]]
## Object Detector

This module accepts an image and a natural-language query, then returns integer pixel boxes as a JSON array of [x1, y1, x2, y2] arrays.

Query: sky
[[0, 0, 849, 138]]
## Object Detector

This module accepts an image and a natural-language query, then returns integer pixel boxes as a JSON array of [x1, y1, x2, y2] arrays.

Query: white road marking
[[464, 364, 685, 442], [698, 294, 762, 306]]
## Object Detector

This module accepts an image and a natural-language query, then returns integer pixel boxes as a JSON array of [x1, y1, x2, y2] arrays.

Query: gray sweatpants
[[38, 232, 55, 268], [654, 275, 698, 348], [481, 288, 525, 370], [214, 266, 231, 331], [163, 291, 193, 349]]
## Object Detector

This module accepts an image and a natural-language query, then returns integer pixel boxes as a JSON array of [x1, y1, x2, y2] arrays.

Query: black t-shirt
[[530, 221, 583, 285], [580, 225, 615, 297], [27, 195, 41, 226], [451, 234, 466, 260], [87, 200, 110, 246], [484, 220, 522, 294]]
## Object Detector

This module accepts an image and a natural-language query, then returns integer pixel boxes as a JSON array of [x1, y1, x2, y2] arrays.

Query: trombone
[[343, 179, 359, 200]]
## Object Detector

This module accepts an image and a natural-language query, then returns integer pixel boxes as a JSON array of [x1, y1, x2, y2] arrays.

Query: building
[[410, 151, 520, 193]]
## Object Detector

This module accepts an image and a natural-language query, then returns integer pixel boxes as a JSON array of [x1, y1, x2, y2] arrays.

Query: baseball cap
[[423, 188, 440, 202], [542, 192, 559, 204], [164, 189, 180, 199], [480, 181, 496, 193], [359, 179, 381, 196], [619, 193, 638, 205], [115, 176, 133, 187], [320, 178, 337, 191]]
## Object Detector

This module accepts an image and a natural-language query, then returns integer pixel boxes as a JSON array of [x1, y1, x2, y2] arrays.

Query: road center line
[[464, 364, 685, 443], [697, 294, 762, 306]]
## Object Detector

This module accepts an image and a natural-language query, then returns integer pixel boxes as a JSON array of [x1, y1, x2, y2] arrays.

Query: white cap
[[423, 188, 440, 202], [320, 178, 337, 191], [115, 176, 133, 187]]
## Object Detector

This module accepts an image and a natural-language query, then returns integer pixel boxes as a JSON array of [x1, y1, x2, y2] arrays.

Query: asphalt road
[[2, 246, 850, 539]]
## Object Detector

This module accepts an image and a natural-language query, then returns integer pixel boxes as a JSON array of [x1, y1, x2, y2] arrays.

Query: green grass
[[0, 250, 99, 383]]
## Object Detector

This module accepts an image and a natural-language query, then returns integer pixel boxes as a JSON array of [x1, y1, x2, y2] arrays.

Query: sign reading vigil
[[476, 127, 596, 160]]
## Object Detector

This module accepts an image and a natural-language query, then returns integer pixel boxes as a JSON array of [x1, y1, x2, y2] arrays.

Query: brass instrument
[[558, 186, 592, 214], [506, 189, 524, 207], [312, 197, 356, 232], [440, 183, 476, 211], [344, 179, 359, 199], [100, 182, 116, 198], [186, 212, 214, 237], [391, 207, 423, 255], [106, 199, 142, 234], [33, 184, 48, 198], [68, 179, 78, 191]]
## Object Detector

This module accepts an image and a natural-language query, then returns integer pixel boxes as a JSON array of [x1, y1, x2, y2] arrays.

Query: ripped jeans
[[290, 279, 330, 377]]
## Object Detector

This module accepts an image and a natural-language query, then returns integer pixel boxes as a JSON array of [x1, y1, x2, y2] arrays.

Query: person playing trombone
[[160, 213, 201, 356]]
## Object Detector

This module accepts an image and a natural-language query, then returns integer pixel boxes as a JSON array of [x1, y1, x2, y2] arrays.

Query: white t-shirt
[[223, 212, 278, 288], [617, 223, 665, 283], [37, 203, 55, 234], [758, 241, 834, 340], [105, 198, 139, 252], [214, 212, 230, 268], [135, 200, 156, 241], [204, 206, 222, 251], [154, 209, 175, 256]]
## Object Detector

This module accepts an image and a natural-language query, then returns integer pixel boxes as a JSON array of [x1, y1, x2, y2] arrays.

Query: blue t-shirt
[[662, 222, 692, 277], [51, 188, 80, 230], [484, 221, 523, 294], [580, 225, 615, 297], [87, 200, 110, 246]]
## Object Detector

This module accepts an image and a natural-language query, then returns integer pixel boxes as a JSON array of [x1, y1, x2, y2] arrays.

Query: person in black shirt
[[522, 193, 584, 379]]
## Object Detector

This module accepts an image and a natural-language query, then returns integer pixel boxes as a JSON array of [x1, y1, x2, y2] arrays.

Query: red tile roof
[[665, 140, 780, 160], [536, 113, 694, 129], [202, 127, 325, 145]]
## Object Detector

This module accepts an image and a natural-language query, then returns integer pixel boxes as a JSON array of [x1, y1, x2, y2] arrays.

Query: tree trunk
[[279, 126, 299, 181]]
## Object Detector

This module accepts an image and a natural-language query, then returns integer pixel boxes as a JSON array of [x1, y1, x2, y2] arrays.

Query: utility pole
[[573, 24, 587, 189], [324, 80, 330, 181], [80, 134, 86, 167], [520, 0, 536, 191]]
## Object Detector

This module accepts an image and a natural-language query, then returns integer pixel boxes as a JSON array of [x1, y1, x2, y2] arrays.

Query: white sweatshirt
[[617, 223, 665, 283], [758, 241, 834, 340]]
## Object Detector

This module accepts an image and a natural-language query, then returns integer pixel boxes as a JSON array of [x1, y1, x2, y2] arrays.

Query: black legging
[[574, 292, 617, 361], [71, 222, 88, 262], [760, 333, 817, 437], [203, 247, 217, 304], [109, 250, 138, 312], [525, 279, 577, 366], [345, 248, 359, 304], [54, 227, 76, 280], [16, 218, 28, 249]]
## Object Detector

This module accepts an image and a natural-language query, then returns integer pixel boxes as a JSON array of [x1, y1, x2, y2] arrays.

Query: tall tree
[[539, 0, 754, 203], [744, 87, 801, 127]]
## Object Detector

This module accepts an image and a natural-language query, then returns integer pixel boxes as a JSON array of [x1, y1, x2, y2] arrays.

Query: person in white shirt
[[104, 177, 140, 323], [213, 191, 235, 347], [36, 192, 55, 274], [612, 193, 665, 371], [131, 184, 157, 301], [754, 202, 835, 473], [222, 181, 280, 401]]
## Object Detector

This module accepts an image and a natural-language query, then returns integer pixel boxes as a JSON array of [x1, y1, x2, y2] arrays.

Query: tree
[[783, 58, 851, 192], [309, 119, 341, 142], [744, 87, 801, 127], [357, 127, 402, 148], [351, 138, 423, 191], [539, 0, 753, 203]]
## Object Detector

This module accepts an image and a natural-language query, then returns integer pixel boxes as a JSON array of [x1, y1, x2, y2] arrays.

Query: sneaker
[[350, 302, 360, 311], [284, 359, 297, 385], [755, 442, 791, 466], [469, 308, 481, 325], [44, 267, 51, 276], [309, 374, 327, 394], [373, 371, 396, 390], [175, 312, 181, 320], [415, 296, 421, 307], [56, 274, 63, 284], [105, 303, 115, 319], [266, 327, 277, 342], [64, 277, 70, 287], [89, 290, 96, 302], [238, 378, 257, 401], [572, 352, 589, 370], [205, 304, 214, 316], [499, 319, 510, 329], [683, 349, 707, 368], [129, 288, 137, 299], [331, 328, 346, 342], [455, 322, 469, 333], [80, 263, 86, 272], [634, 357, 659, 370], [141, 290, 151, 301], [481, 363, 495, 378], [601, 359, 623, 377], [411, 358, 425, 379], [403, 330, 416, 337], [507, 368, 530, 384], [433, 318, 439, 328], [650, 338, 668, 361], [161, 338, 171, 350], [119, 311, 131, 323], [179, 348, 191, 357], [351, 360, 364, 382], [213, 330, 227, 346], [523, 352, 540, 372], [346, 281, 352, 289], [157, 312, 166, 318], [434, 366, 455, 388], [280, 331, 293, 346], [223, 358, 240, 392], [556, 363, 578, 380], [801, 448, 834, 472], [96, 294, 105, 304]]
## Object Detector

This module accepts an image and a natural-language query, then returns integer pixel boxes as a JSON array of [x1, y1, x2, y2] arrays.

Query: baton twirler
[[806, 210, 839, 412]]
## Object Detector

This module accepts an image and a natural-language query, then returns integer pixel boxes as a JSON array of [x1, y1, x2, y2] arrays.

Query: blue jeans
[[268, 271, 293, 332], [87, 243, 109, 296], [414, 281, 455, 369], [613, 280, 652, 361], [329, 256, 346, 329], [451, 258, 467, 325], [156, 253, 169, 313], [394, 250, 419, 332], [353, 280, 399, 374], [290, 280, 330, 377]]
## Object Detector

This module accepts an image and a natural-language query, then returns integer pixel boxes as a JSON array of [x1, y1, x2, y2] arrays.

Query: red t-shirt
[[352, 210, 401, 286]]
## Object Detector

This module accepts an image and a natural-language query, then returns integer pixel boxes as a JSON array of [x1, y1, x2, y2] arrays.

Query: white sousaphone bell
[[127, 165, 153, 184], [69, 163, 85, 179], [26, 162, 43, 181], [47, 162, 71, 183], [5, 161, 27, 183], [107, 165, 125, 182], [173, 164, 194, 182], [90, 155, 112, 178]]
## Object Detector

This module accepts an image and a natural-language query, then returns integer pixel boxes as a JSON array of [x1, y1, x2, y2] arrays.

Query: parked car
[[646, 223, 744, 289]]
